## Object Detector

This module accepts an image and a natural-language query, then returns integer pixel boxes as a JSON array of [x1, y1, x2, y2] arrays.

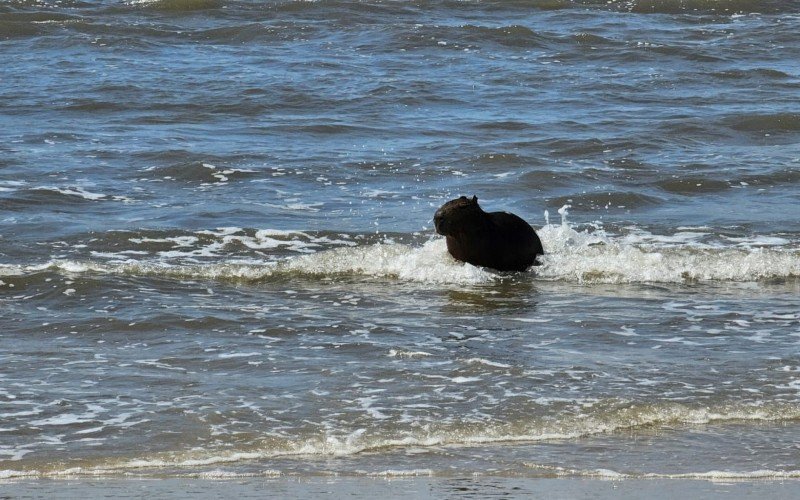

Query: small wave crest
[[4, 216, 798, 286], [142, 162, 257, 185], [2, 186, 134, 205], [7, 238, 493, 286], [524, 463, 800, 480], [535, 207, 800, 284], [3, 401, 799, 479]]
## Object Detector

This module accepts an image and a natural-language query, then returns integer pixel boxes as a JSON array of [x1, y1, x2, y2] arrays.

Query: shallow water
[[1, 0, 800, 481]]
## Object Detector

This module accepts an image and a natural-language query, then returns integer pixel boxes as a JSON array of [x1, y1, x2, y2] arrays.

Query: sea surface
[[1, 0, 800, 482]]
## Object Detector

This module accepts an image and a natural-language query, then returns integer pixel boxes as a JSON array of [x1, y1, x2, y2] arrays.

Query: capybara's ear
[[471, 195, 478, 203], [459, 195, 467, 201]]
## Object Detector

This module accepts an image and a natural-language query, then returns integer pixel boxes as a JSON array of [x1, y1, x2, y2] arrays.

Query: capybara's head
[[434, 196, 484, 236]]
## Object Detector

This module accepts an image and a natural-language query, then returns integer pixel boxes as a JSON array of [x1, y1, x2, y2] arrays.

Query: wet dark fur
[[433, 196, 544, 272]]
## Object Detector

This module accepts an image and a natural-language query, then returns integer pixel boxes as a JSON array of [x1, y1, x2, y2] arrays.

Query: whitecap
[[217, 352, 262, 359], [388, 349, 433, 358], [535, 220, 800, 284], [33, 186, 131, 202], [369, 469, 434, 477], [464, 358, 512, 369]]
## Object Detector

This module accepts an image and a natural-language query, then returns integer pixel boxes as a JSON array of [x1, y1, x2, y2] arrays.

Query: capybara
[[433, 196, 543, 272]]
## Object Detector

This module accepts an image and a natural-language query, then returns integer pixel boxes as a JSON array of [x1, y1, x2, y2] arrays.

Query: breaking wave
[[5, 239, 493, 286], [2, 218, 799, 286], [2, 400, 799, 479], [535, 217, 800, 284], [525, 464, 800, 480]]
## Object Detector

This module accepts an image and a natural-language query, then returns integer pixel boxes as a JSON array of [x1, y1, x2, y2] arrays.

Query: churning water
[[1, 0, 799, 481]]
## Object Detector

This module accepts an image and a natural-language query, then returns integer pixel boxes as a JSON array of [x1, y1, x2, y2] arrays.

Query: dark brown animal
[[433, 196, 543, 272]]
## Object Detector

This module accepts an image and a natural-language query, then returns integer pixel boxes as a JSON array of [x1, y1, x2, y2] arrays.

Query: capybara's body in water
[[433, 196, 543, 272]]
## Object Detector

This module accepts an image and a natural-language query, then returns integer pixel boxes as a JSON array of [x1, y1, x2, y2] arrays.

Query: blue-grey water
[[1, 0, 800, 481]]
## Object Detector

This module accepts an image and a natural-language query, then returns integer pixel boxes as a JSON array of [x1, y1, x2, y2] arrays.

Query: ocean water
[[1, 0, 800, 482]]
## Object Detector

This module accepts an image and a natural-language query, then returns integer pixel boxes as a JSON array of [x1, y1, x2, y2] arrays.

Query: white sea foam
[[644, 470, 800, 480], [36, 186, 106, 201], [725, 235, 792, 246], [4, 218, 799, 285], [34, 186, 131, 202], [19, 237, 489, 285], [588, 468, 800, 480], [0, 180, 26, 192], [0, 469, 39, 479], [535, 219, 800, 284], [182, 469, 282, 479], [464, 358, 512, 369], [279, 239, 492, 284], [523, 464, 800, 480], [129, 236, 198, 247], [369, 469, 434, 477], [132, 228, 356, 259], [29, 412, 98, 427], [217, 352, 262, 359], [2, 401, 799, 479], [388, 349, 434, 358]]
